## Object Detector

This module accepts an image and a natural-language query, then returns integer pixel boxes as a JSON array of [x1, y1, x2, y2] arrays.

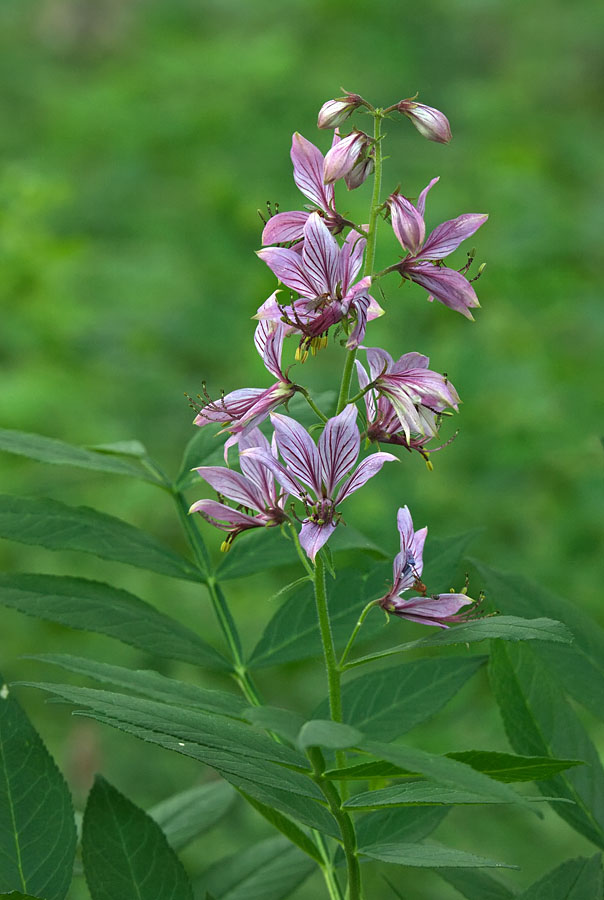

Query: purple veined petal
[[382, 388, 426, 442], [346, 294, 370, 350], [421, 214, 488, 260], [241, 447, 306, 501], [417, 176, 440, 218], [262, 210, 310, 245], [323, 131, 367, 184], [318, 405, 360, 494], [406, 263, 480, 319], [397, 505, 415, 552], [193, 387, 266, 426], [335, 451, 398, 503], [299, 519, 338, 561], [390, 352, 430, 374], [389, 193, 425, 255], [269, 412, 323, 494], [367, 294, 385, 321], [254, 320, 287, 381], [391, 549, 417, 595], [188, 498, 262, 530], [302, 213, 340, 296], [355, 359, 376, 422], [365, 347, 394, 381], [339, 230, 366, 293], [298, 298, 346, 337], [256, 246, 319, 297], [291, 132, 335, 211], [193, 466, 265, 511], [255, 290, 284, 322], [393, 591, 473, 627], [238, 427, 275, 501]]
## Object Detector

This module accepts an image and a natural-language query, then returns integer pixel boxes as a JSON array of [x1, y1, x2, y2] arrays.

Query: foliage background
[[0, 0, 602, 896]]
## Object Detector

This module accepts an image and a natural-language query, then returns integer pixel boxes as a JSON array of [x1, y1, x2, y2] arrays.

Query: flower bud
[[323, 130, 371, 185], [397, 99, 452, 144], [344, 154, 374, 190], [317, 93, 363, 129]]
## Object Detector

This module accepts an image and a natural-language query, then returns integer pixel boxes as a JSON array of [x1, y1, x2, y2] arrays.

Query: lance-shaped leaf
[[193, 836, 315, 900], [516, 853, 603, 899], [0, 573, 229, 670], [0, 679, 76, 900], [472, 560, 604, 721], [346, 616, 572, 669], [314, 656, 486, 741], [29, 654, 246, 718], [359, 842, 515, 869], [490, 641, 604, 848], [0, 427, 159, 482], [343, 782, 564, 810], [356, 808, 448, 852], [438, 869, 518, 899], [234, 789, 324, 864], [297, 719, 363, 751], [82, 776, 193, 900], [148, 782, 236, 851], [0, 495, 200, 582]]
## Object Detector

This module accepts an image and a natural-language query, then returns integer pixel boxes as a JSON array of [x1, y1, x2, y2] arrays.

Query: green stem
[[297, 387, 329, 423], [288, 523, 315, 578], [313, 555, 343, 724], [308, 748, 362, 900], [338, 601, 378, 669], [314, 830, 345, 900], [335, 112, 384, 416]]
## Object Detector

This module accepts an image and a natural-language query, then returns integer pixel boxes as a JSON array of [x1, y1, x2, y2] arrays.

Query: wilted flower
[[242, 406, 397, 560], [396, 99, 452, 144], [388, 177, 488, 319], [192, 319, 296, 458], [355, 347, 460, 444], [376, 507, 478, 627], [323, 129, 372, 185], [317, 92, 364, 129], [257, 212, 384, 354], [261, 133, 345, 246], [189, 429, 289, 551]]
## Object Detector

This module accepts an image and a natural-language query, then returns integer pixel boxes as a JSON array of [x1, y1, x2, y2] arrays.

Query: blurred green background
[[1, 0, 603, 896]]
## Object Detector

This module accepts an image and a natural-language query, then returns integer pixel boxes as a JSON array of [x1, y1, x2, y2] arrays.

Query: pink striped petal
[[407, 263, 479, 319], [299, 519, 338, 561], [366, 347, 394, 381], [256, 246, 319, 297], [270, 412, 322, 494], [339, 230, 366, 293], [421, 214, 488, 260], [291, 133, 334, 211], [254, 320, 286, 380], [318, 405, 360, 493], [417, 177, 440, 218], [335, 452, 398, 503], [302, 213, 340, 296], [188, 499, 261, 530], [193, 466, 265, 511], [193, 388, 266, 426], [390, 193, 425, 255], [262, 210, 309, 245], [240, 447, 306, 501], [390, 352, 430, 374], [355, 359, 376, 423]]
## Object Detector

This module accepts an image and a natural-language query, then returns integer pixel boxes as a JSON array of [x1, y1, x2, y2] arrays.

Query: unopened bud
[[397, 99, 452, 144], [345, 154, 375, 190], [323, 129, 371, 185], [317, 93, 363, 129]]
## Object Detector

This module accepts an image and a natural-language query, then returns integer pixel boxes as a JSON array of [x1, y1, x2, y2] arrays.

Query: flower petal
[[193, 388, 266, 426], [421, 214, 488, 260], [188, 499, 261, 530], [365, 347, 394, 381], [193, 466, 265, 511], [393, 591, 473, 627], [262, 210, 309, 245], [254, 319, 287, 381], [323, 130, 367, 184], [335, 451, 398, 503], [299, 519, 338, 561], [239, 428, 280, 504], [291, 132, 334, 211], [389, 193, 425, 255], [270, 412, 323, 494], [416, 176, 440, 218], [302, 213, 340, 296], [355, 359, 376, 422], [339, 230, 366, 293], [406, 263, 480, 319], [318, 405, 360, 494], [256, 246, 319, 297], [240, 447, 305, 500]]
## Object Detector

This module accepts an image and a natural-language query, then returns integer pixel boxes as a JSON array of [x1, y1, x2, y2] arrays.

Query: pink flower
[[189, 429, 289, 551], [376, 507, 478, 628], [193, 319, 295, 459], [242, 406, 397, 560], [388, 178, 488, 319], [323, 129, 372, 185], [261, 133, 345, 246], [257, 212, 383, 353]]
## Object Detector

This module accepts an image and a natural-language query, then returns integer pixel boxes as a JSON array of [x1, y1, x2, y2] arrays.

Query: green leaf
[[0, 678, 77, 900], [297, 719, 363, 751], [360, 841, 516, 869], [517, 853, 603, 899], [87, 440, 148, 458], [175, 428, 227, 491], [438, 869, 518, 898], [0, 894, 45, 899], [235, 790, 324, 864], [356, 808, 448, 851], [445, 750, 583, 784], [344, 782, 561, 810], [148, 782, 236, 851], [192, 836, 315, 900], [30, 654, 246, 718], [489, 641, 604, 848], [82, 776, 193, 900], [0, 573, 230, 670], [243, 706, 305, 743], [0, 427, 159, 483], [249, 571, 383, 669], [358, 741, 535, 812], [0, 494, 200, 582], [472, 561, 604, 721], [347, 616, 572, 669], [316, 656, 486, 741]]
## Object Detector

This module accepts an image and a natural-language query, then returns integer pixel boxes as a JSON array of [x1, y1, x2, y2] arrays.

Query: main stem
[[335, 112, 384, 415], [313, 554, 343, 724]]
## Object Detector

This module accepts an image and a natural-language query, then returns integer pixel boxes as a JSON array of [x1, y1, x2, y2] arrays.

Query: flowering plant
[[0, 90, 602, 900]]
